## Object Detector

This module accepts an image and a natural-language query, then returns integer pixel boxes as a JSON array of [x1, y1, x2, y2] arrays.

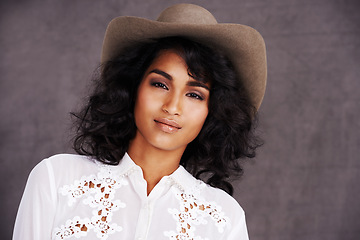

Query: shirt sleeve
[[226, 207, 249, 240], [13, 158, 57, 240]]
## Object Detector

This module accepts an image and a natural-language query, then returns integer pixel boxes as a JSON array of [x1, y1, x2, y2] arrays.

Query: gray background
[[1, 0, 359, 239]]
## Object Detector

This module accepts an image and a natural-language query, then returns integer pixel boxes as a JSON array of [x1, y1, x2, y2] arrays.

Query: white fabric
[[13, 153, 249, 240]]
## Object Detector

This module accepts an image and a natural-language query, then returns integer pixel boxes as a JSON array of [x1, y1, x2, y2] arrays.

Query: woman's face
[[132, 49, 210, 153]]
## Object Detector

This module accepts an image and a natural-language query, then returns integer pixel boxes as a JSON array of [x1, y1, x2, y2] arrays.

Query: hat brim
[[101, 16, 267, 109]]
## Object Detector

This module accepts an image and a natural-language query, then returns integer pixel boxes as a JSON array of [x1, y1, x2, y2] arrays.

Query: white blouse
[[13, 153, 249, 240]]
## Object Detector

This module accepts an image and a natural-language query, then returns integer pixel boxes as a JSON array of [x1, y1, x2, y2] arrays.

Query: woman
[[13, 4, 266, 240]]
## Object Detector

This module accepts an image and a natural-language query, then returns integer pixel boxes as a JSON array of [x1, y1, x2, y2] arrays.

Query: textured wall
[[1, 0, 359, 239]]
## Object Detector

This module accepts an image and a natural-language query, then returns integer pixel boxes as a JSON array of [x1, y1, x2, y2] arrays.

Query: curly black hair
[[72, 36, 262, 195]]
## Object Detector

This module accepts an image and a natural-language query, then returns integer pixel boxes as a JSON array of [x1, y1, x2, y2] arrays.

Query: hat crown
[[156, 4, 218, 24]]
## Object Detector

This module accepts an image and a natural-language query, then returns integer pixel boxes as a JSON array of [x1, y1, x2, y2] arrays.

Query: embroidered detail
[[165, 191, 230, 240], [54, 163, 129, 239], [54, 217, 91, 239]]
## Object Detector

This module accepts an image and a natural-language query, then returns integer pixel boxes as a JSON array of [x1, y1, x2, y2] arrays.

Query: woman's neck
[[127, 140, 184, 195]]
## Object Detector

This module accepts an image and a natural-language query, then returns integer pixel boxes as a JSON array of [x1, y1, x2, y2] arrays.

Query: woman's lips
[[154, 118, 181, 133]]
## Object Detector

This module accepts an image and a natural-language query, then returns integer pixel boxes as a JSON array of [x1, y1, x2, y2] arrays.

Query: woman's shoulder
[[34, 153, 95, 171], [28, 154, 99, 187], [44, 153, 93, 163]]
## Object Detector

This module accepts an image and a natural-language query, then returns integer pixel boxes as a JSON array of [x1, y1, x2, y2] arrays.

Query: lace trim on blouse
[[52, 161, 231, 240], [165, 184, 230, 240], [53, 162, 129, 239]]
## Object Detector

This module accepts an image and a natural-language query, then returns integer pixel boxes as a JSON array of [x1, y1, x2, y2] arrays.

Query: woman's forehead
[[149, 48, 212, 85]]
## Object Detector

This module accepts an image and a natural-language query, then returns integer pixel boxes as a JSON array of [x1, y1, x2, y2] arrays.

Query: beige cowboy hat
[[101, 3, 267, 109]]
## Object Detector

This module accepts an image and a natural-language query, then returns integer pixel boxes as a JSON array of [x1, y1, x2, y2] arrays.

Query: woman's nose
[[162, 93, 182, 115]]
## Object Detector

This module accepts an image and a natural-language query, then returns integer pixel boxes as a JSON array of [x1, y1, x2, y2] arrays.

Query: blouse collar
[[115, 152, 198, 193]]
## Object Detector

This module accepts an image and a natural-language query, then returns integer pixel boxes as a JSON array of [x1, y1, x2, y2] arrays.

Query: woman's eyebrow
[[187, 81, 210, 91], [149, 69, 172, 80]]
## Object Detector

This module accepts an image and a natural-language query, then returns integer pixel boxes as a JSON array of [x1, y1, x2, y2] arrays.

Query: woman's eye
[[151, 82, 168, 90], [187, 92, 204, 100]]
